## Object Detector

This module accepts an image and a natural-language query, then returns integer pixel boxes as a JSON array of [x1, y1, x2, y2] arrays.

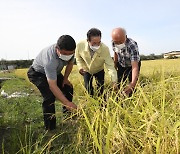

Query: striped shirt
[[112, 38, 140, 67]]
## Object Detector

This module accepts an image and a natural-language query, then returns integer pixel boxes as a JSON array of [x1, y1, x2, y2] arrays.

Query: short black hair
[[56, 35, 76, 51], [87, 28, 101, 41]]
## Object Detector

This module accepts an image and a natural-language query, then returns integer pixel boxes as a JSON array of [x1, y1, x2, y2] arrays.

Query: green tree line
[[0, 54, 166, 69]]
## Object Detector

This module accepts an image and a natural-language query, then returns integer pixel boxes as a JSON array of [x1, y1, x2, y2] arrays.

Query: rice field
[[0, 59, 180, 153]]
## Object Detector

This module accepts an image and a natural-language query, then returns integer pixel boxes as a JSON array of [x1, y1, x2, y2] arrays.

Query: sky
[[0, 0, 180, 60]]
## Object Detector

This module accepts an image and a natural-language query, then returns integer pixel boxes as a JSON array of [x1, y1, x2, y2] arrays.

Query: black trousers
[[27, 66, 73, 130], [117, 62, 141, 84], [83, 70, 105, 96]]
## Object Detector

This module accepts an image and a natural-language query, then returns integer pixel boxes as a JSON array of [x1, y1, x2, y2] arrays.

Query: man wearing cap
[[111, 27, 141, 96], [27, 35, 77, 130], [75, 28, 118, 97]]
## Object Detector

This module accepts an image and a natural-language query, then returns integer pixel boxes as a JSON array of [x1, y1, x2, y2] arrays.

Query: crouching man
[[27, 35, 77, 131], [75, 28, 118, 97]]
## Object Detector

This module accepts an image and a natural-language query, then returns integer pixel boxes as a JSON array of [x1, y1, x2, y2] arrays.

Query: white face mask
[[115, 43, 126, 50], [59, 54, 74, 61], [89, 45, 100, 51]]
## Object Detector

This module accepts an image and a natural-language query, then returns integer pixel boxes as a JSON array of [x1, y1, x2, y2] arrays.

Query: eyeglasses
[[89, 41, 101, 46], [112, 40, 124, 45]]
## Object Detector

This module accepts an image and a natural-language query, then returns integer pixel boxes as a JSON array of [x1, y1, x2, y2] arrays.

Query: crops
[[0, 59, 180, 153]]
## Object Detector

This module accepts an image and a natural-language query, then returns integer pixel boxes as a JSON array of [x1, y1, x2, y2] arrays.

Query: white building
[[164, 51, 180, 58], [7, 65, 15, 70]]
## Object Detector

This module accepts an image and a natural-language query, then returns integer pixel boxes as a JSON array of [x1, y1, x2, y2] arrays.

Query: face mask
[[59, 54, 74, 61], [115, 43, 126, 50], [89, 45, 100, 51]]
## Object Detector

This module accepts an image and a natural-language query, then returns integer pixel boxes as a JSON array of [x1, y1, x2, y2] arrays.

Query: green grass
[[0, 59, 180, 153]]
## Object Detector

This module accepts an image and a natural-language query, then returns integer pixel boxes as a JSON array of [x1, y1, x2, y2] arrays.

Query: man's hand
[[112, 82, 119, 91], [65, 101, 77, 111], [62, 79, 72, 88], [123, 83, 134, 96], [48, 79, 76, 110], [79, 68, 86, 75]]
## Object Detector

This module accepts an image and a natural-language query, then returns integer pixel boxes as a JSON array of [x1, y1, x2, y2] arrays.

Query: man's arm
[[124, 39, 140, 96], [62, 60, 74, 87], [48, 79, 77, 110], [75, 44, 88, 75], [124, 61, 139, 95], [131, 61, 139, 87], [114, 52, 118, 70], [104, 47, 118, 83]]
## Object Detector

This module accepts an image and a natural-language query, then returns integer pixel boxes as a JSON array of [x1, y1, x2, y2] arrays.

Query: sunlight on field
[[15, 68, 28, 80], [140, 59, 180, 76], [14, 59, 180, 85]]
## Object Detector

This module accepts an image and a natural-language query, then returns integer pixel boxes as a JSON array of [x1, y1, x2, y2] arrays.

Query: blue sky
[[0, 0, 180, 60]]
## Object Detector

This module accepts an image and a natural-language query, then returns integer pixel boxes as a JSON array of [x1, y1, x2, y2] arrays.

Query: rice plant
[[0, 59, 180, 153]]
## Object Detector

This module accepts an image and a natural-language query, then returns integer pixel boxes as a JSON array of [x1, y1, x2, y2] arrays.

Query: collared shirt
[[32, 44, 74, 80], [112, 38, 140, 67], [75, 40, 117, 82]]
